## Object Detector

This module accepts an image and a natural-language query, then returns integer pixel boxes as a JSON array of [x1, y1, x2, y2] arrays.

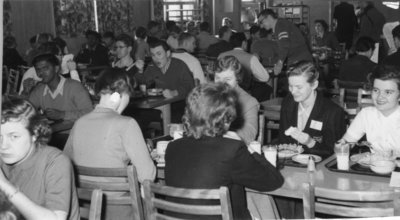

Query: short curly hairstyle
[[115, 34, 134, 47], [182, 83, 238, 139], [367, 64, 400, 90], [95, 68, 134, 96], [2, 98, 51, 145], [215, 55, 243, 83]]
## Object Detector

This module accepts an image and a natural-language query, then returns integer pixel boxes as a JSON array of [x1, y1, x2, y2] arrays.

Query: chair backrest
[[257, 112, 265, 145], [302, 183, 400, 218], [77, 188, 103, 220], [5, 68, 21, 95], [143, 180, 234, 220], [357, 88, 373, 109], [75, 165, 144, 220]]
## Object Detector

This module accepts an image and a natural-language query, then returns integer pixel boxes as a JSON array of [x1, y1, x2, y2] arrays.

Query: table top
[[130, 95, 184, 109], [249, 155, 392, 199]]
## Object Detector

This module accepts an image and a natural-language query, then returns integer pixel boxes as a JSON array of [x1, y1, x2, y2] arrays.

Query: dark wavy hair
[[287, 61, 319, 84], [314, 19, 329, 32], [182, 83, 238, 139], [367, 65, 400, 90], [1, 98, 51, 145], [215, 55, 243, 83], [95, 68, 134, 96], [115, 34, 134, 47]]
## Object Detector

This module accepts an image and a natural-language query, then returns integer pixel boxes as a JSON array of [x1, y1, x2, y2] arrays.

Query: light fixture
[[383, 1, 399, 9]]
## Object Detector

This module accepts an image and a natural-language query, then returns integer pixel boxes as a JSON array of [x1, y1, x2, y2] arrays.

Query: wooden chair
[[357, 88, 373, 109], [261, 98, 282, 143], [257, 112, 265, 145], [77, 188, 103, 220], [75, 165, 144, 220], [302, 183, 400, 218], [143, 180, 233, 220], [5, 68, 21, 95]]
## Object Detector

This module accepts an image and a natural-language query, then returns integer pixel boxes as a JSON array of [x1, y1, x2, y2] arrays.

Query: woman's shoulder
[[37, 146, 72, 167]]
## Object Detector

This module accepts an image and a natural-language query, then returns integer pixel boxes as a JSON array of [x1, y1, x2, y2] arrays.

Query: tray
[[278, 153, 330, 168], [325, 158, 400, 178]]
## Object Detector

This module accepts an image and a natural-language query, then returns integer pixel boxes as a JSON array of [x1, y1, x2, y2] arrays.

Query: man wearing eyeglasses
[[258, 9, 312, 75]]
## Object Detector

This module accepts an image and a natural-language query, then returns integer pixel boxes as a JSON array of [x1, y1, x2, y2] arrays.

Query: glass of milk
[[335, 142, 350, 170], [263, 145, 277, 167]]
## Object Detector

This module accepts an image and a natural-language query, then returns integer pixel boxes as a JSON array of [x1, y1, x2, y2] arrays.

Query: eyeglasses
[[115, 45, 128, 50]]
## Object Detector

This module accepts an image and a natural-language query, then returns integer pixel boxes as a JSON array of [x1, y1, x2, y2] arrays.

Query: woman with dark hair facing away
[[165, 83, 283, 220], [112, 34, 144, 87], [313, 19, 340, 50], [279, 61, 346, 157], [339, 65, 400, 155], [0, 98, 79, 220], [64, 68, 156, 220]]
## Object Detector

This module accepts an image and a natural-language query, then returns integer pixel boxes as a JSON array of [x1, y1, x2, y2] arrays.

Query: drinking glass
[[263, 145, 277, 167], [335, 142, 350, 170]]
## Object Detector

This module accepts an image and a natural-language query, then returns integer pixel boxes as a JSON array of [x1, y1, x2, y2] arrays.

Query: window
[[163, 0, 200, 23]]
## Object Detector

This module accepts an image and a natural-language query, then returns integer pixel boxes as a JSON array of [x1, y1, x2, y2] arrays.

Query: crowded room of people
[[2, 0, 400, 219]]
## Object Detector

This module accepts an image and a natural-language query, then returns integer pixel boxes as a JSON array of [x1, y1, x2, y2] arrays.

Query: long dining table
[[130, 95, 185, 135], [246, 154, 394, 219]]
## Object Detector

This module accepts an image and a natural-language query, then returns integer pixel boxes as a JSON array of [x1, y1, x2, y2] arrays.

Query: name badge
[[310, 120, 323, 131]]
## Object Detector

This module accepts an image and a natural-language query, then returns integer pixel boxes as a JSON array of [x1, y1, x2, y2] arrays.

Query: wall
[[8, 0, 151, 57], [10, 0, 56, 56]]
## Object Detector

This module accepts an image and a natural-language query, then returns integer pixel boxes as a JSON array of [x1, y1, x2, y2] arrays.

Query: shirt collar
[[43, 77, 66, 99], [161, 58, 172, 74]]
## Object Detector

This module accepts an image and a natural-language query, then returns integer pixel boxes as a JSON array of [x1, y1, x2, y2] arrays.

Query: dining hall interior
[[1, 0, 400, 219]]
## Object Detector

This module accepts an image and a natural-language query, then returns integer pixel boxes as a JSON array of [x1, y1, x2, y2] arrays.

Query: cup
[[249, 141, 261, 154], [335, 142, 350, 170], [169, 123, 184, 138], [156, 141, 169, 156], [139, 84, 147, 94], [263, 145, 277, 167]]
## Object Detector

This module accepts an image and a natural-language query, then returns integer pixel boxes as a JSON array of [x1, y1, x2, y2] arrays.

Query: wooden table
[[130, 95, 184, 135]]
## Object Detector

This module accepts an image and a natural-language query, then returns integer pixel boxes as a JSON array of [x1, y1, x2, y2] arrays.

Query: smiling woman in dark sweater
[[165, 83, 283, 220]]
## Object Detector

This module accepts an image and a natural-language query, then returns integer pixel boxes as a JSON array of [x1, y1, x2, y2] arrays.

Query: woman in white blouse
[[341, 65, 400, 155]]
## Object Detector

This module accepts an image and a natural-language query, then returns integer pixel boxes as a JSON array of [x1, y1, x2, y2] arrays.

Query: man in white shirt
[[172, 33, 206, 84]]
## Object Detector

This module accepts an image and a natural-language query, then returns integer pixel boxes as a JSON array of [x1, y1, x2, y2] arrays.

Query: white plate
[[278, 144, 304, 158], [350, 152, 371, 167], [292, 154, 322, 165]]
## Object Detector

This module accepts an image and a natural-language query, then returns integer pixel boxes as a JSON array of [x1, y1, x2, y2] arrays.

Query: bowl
[[370, 160, 396, 174], [147, 88, 163, 96]]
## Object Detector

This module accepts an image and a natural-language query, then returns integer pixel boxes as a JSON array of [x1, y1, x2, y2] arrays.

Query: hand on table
[[162, 89, 178, 98], [44, 109, 65, 121]]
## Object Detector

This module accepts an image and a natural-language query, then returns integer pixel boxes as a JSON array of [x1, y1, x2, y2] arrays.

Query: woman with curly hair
[[165, 83, 283, 220], [340, 65, 400, 155], [0, 98, 79, 220]]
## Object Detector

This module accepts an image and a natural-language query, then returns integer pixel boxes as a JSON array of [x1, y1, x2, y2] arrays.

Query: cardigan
[[278, 91, 346, 157]]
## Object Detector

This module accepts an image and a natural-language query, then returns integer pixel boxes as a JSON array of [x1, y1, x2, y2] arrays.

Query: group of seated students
[[2, 59, 400, 220], [3, 16, 400, 219]]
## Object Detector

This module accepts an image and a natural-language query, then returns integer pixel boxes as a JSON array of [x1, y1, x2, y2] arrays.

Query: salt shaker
[[308, 156, 315, 172]]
